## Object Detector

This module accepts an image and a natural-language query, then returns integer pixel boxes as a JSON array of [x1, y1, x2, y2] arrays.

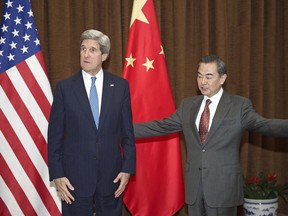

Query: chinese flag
[[122, 0, 185, 215]]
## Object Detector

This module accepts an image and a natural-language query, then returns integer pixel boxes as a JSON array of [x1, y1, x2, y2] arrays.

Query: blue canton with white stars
[[0, 0, 41, 74]]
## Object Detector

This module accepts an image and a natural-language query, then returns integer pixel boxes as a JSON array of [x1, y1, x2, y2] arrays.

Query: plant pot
[[243, 198, 278, 216]]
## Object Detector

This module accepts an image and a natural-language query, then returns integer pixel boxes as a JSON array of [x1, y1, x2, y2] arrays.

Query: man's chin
[[200, 89, 209, 95]]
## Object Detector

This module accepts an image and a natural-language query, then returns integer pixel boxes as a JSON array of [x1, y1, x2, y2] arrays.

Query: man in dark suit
[[48, 29, 136, 216], [134, 54, 288, 216]]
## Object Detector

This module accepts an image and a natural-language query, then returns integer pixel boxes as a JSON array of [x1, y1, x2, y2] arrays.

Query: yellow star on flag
[[130, 0, 149, 27], [125, 53, 136, 67], [142, 57, 154, 72], [159, 45, 164, 55]]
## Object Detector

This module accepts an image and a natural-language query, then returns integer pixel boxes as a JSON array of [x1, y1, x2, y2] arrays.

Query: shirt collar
[[203, 87, 224, 104], [82, 68, 103, 82]]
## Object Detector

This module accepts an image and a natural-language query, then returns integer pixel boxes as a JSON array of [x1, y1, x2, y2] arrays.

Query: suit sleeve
[[241, 98, 288, 136], [48, 83, 65, 181], [120, 81, 136, 175], [134, 100, 184, 138]]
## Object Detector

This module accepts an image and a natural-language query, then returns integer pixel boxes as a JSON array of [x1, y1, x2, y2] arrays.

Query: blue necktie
[[89, 77, 99, 128]]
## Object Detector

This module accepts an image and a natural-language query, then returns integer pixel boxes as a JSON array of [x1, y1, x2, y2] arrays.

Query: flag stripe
[[0, 73, 47, 161], [17, 54, 52, 121], [0, 92, 60, 215], [0, 118, 57, 215], [27, 53, 53, 104], [6, 65, 49, 142], [0, 153, 37, 216], [0, 176, 23, 216], [0, 93, 48, 190]]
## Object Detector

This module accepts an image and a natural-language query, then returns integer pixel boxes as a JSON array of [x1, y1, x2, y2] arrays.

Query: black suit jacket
[[48, 71, 136, 196]]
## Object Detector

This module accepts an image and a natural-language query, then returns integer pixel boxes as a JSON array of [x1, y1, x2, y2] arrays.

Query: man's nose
[[201, 77, 207, 84], [83, 50, 90, 57]]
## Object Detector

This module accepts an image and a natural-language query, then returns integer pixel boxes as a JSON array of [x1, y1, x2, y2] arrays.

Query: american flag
[[0, 0, 61, 215]]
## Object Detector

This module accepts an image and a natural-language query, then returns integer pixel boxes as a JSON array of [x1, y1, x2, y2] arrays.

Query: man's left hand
[[113, 172, 130, 198]]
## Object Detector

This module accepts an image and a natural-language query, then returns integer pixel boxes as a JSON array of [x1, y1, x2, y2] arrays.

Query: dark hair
[[199, 54, 227, 76]]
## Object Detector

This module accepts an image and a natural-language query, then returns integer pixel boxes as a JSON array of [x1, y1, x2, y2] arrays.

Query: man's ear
[[220, 74, 227, 85], [102, 53, 109, 62]]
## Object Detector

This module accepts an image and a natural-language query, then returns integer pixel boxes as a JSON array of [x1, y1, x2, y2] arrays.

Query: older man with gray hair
[[48, 29, 136, 216]]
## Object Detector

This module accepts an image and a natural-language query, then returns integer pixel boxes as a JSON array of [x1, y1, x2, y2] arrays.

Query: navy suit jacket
[[48, 71, 136, 197]]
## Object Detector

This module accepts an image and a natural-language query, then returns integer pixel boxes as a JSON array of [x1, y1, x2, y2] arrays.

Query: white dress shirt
[[82, 69, 103, 115], [196, 88, 224, 131]]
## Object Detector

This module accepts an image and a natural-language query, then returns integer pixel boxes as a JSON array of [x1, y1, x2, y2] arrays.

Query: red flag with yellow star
[[122, 0, 185, 215]]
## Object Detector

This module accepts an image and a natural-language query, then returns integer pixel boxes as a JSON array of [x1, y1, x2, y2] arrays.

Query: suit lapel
[[206, 92, 231, 144], [98, 72, 115, 131], [71, 72, 97, 130], [190, 96, 204, 145]]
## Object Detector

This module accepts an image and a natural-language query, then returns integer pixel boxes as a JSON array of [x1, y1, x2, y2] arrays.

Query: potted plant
[[243, 172, 288, 216]]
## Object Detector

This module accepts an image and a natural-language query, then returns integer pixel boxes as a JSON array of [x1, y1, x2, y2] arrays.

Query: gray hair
[[80, 29, 110, 54], [199, 54, 227, 76]]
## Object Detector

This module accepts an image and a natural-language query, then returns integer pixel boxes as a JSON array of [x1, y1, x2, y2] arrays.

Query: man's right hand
[[54, 177, 75, 204]]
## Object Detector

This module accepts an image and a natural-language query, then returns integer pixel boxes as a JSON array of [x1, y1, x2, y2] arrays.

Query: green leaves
[[243, 172, 288, 203]]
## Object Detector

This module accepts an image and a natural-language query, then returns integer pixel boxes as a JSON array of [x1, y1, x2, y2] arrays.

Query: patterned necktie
[[199, 99, 212, 143], [89, 77, 99, 128]]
